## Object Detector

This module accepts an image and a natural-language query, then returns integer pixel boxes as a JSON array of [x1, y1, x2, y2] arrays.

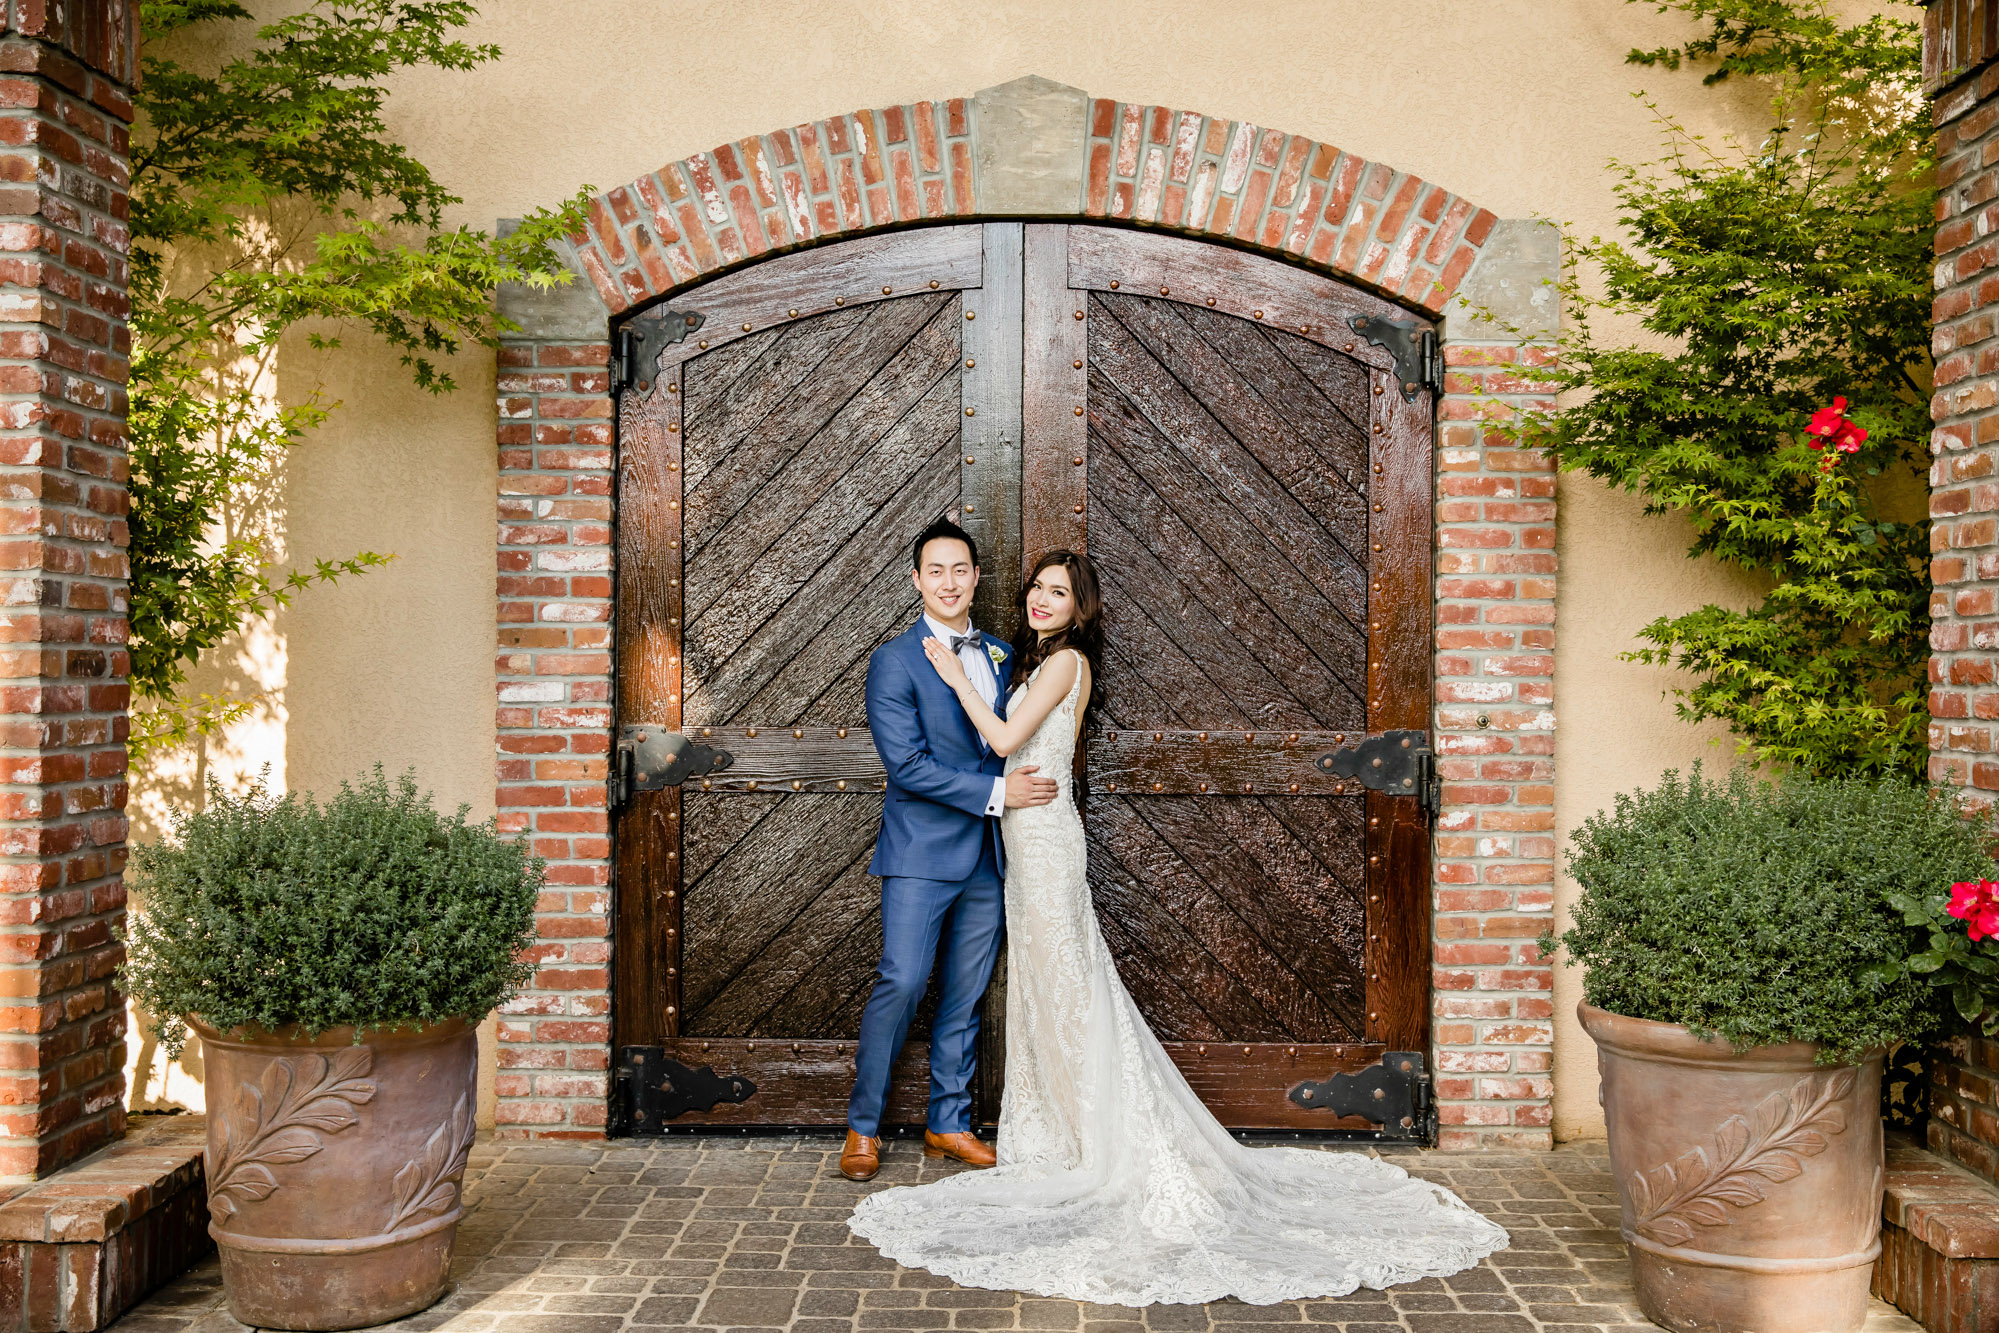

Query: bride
[[847, 550, 1509, 1307]]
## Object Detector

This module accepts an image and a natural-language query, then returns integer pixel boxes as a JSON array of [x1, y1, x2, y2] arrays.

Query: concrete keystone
[[970, 75, 1090, 216], [496, 218, 612, 341], [1448, 218, 1560, 338]]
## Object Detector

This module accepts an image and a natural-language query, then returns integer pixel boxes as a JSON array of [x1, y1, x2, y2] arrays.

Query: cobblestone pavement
[[112, 1137, 1917, 1333]]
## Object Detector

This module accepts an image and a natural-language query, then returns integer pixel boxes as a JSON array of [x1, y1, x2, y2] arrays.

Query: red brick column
[[0, 2, 136, 1178], [493, 336, 615, 1137], [1431, 338, 1558, 1150], [1927, 0, 1999, 816]]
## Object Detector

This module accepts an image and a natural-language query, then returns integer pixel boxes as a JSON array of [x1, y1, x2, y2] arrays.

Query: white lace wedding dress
[[847, 654, 1509, 1305]]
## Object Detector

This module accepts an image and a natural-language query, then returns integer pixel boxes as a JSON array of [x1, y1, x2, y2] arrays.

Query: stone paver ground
[[111, 1137, 1916, 1333]]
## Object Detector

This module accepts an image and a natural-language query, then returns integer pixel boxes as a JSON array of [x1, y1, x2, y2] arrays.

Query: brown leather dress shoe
[[840, 1129, 882, 1181], [923, 1129, 997, 1167]]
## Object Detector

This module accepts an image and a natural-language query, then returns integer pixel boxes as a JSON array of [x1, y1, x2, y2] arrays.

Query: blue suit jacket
[[865, 619, 1013, 881]]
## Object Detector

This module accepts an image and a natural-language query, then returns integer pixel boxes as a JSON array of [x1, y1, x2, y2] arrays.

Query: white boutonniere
[[986, 643, 1007, 669]]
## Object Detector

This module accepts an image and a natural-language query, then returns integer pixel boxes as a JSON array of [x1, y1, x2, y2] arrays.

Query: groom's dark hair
[[911, 516, 980, 570]]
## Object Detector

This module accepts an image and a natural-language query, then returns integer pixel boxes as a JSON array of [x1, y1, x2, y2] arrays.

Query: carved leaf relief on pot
[[386, 1092, 476, 1233], [206, 1048, 378, 1224], [1629, 1067, 1855, 1247]]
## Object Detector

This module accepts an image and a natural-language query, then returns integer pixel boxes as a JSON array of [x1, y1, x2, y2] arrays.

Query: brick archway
[[561, 77, 1499, 320], [493, 77, 1560, 1149]]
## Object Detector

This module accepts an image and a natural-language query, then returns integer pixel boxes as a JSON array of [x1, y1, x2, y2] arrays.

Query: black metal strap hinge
[[1288, 1052, 1436, 1142], [1314, 730, 1440, 820], [1347, 313, 1440, 402], [616, 1046, 757, 1135], [615, 306, 705, 395], [611, 727, 734, 808]]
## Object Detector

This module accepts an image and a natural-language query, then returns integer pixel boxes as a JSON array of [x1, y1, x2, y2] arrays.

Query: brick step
[[1876, 1133, 1999, 1333], [0, 1114, 210, 1331]]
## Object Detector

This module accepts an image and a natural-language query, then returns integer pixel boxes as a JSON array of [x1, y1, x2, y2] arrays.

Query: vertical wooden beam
[[1364, 368, 1434, 1053], [613, 350, 687, 1053], [962, 221, 1023, 629], [1021, 224, 1088, 564], [964, 223, 1021, 1127]]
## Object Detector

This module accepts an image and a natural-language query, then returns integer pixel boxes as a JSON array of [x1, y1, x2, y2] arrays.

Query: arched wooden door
[[610, 222, 1435, 1136]]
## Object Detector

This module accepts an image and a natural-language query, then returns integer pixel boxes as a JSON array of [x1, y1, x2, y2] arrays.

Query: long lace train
[[849, 655, 1508, 1305]]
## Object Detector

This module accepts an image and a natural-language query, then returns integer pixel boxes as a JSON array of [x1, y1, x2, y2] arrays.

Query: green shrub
[[1552, 765, 1999, 1063], [124, 768, 543, 1057]]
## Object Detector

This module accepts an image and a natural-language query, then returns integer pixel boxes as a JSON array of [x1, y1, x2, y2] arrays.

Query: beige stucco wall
[[132, 0, 1809, 1139]]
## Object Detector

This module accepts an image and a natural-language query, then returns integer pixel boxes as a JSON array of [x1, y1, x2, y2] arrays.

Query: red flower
[[1805, 398, 1868, 471], [1806, 397, 1850, 445], [1949, 879, 1999, 942]]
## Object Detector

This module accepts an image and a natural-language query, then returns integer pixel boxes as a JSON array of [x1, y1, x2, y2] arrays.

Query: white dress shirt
[[923, 613, 1007, 817]]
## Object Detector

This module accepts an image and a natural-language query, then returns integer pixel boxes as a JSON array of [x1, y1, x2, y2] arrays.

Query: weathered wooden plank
[[670, 727, 886, 790], [1086, 728, 1386, 795], [1088, 453, 1356, 729], [1091, 626, 1187, 732], [1089, 294, 1370, 631], [613, 356, 685, 1051], [686, 355, 957, 672], [1121, 796, 1359, 1038], [691, 846, 881, 1035], [1367, 789, 1430, 1052], [1157, 1042, 1386, 1132], [964, 222, 1024, 630], [1088, 832, 1275, 1040], [799, 592, 923, 728], [679, 310, 869, 493], [759, 902, 923, 1041], [1087, 512, 1255, 728], [1259, 791, 1369, 899], [1170, 795, 1368, 1026], [1088, 795, 1333, 1040], [653, 225, 985, 372], [1214, 317, 1371, 480], [683, 443, 958, 724], [739, 555, 919, 728], [1365, 365, 1434, 1053], [687, 297, 959, 608], [632, 1038, 937, 1129], [684, 292, 953, 564], [680, 790, 783, 885], [1088, 380, 1369, 716], [1021, 224, 1087, 561], [1064, 225, 1412, 379], [1127, 299, 1371, 556], [681, 793, 883, 1017], [1267, 328, 1375, 447]]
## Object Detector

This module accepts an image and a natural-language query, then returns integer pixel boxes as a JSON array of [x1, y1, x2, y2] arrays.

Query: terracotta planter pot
[[1580, 1003, 1884, 1333], [190, 1016, 478, 1331]]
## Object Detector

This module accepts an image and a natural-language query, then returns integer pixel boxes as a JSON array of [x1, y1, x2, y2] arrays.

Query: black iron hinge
[[615, 306, 705, 395], [1314, 730, 1440, 821], [1288, 1052, 1436, 1142], [610, 726, 734, 809], [616, 1046, 758, 1136], [1347, 313, 1441, 402]]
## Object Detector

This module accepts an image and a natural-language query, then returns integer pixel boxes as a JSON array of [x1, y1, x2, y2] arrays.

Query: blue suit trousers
[[846, 834, 1003, 1137]]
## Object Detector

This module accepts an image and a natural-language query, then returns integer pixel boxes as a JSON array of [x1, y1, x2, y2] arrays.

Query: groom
[[841, 518, 1060, 1181]]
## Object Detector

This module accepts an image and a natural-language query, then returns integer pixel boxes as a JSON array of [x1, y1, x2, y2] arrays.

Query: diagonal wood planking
[[677, 291, 964, 1050], [1079, 285, 1376, 1051]]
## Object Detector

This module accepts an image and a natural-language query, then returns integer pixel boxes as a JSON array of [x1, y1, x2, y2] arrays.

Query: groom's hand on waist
[[1005, 766, 1060, 809]]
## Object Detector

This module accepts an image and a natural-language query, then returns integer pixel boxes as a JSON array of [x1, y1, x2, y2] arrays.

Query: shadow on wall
[[125, 413, 297, 1116]]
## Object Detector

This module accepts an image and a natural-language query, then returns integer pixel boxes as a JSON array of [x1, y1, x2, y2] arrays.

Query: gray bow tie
[[947, 631, 984, 655]]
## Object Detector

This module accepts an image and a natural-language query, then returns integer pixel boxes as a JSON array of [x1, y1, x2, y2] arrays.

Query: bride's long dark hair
[[1012, 550, 1103, 707]]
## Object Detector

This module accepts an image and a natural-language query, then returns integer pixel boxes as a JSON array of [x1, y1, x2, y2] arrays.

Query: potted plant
[[1550, 765, 1999, 1333], [123, 769, 542, 1331]]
